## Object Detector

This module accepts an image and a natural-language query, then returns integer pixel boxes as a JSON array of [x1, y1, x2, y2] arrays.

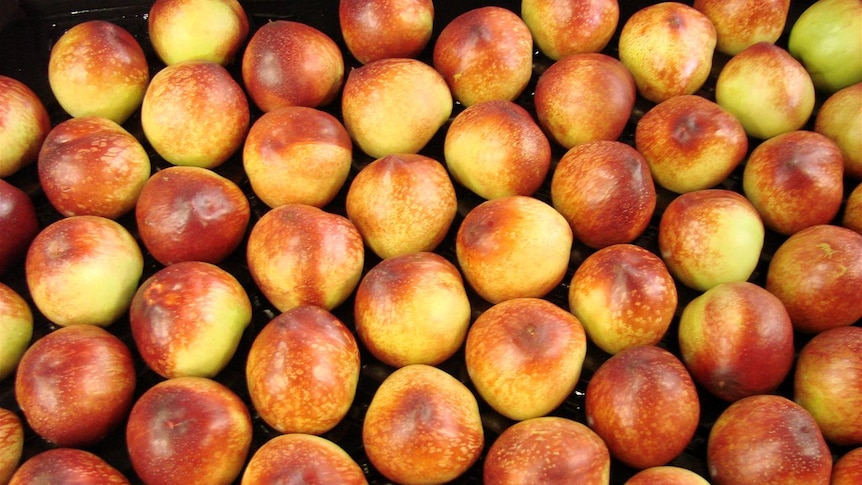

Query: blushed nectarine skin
[[243, 106, 353, 209], [346, 153, 457, 259], [363, 364, 484, 485], [794, 326, 862, 446], [126, 377, 252, 485], [743, 130, 845, 236], [624, 466, 710, 485], [0, 75, 50, 178], [0, 179, 39, 276], [25, 215, 144, 327], [341, 57, 452, 158], [765, 224, 862, 333], [715, 42, 816, 140], [141, 60, 249, 168], [245, 305, 360, 435], [0, 283, 32, 381], [535, 53, 636, 149], [832, 448, 862, 485], [521, 0, 619, 59], [246, 204, 365, 312], [678, 281, 795, 402], [354, 252, 471, 367], [815, 82, 862, 179], [135, 166, 250, 265], [635, 94, 748, 194], [8, 448, 130, 485], [585, 345, 700, 470], [568, 243, 677, 355], [707, 394, 832, 485], [148, 0, 249, 66], [444, 99, 552, 200], [129, 261, 252, 379], [483, 416, 610, 484], [464, 297, 587, 421], [658, 189, 764, 291], [241, 433, 367, 485], [15, 325, 136, 448], [551, 140, 656, 248], [38, 116, 151, 219], [242, 20, 343, 112], [693, 0, 790, 55], [618, 2, 716, 103], [339, 0, 434, 64], [48, 20, 149, 124], [432, 6, 533, 107], [845, 183, 862, 234], [0, 407, 24, 484], [456, 195, 573, 304]]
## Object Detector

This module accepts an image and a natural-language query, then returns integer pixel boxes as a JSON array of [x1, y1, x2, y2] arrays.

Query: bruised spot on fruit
[[672, 114, 700, 147]]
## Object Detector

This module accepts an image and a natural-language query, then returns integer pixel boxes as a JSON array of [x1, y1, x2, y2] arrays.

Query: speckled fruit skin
[[243, 106, 353, 209], [9, 448, 129, 485], [129, 261, 252, 379], [354, 252, 471, 368], [141, 60, 249, 168], [678, 281, 795, 402], [245, 305, 360, 435], [534, 53, 636, 149], [815, 82, 862, 179], [246, 203, 365, 313], [521, 0, 619, 60], [568, 243, 677, 355], [433, 6, 533, 107], [464, 297, 587, 421], [456, 195, 573, 304], [715, 42, 816, 140], [339, 0, 434, 64], [15, 325, 136, 448], [362, 364, 484, 485], [765, 224, 862, 333], [48, 20, 149, 124], [707, 394, 832, 485], [585, 345, 700, 470], [0, 283, 32, 382], [618, 2, 716, 103], [832, 448, 862, 485], [693, 0, 790, 55], [38, 116, 151, 219], [635, 94, 749, 194], [341, 57, 452, 158], [148, 0, 248, 66], [0, 179, 39, 276], [0, 75, 51, 178], [241, 20, 343, 112], [135, 166, 250, 265], [25, 215, 144, 327], [346, 154, 457, 259], [742, 130, 845, 236], [793, 326, 862, 446], [241, 433, 368, 485], [658, 189, 765, 292], [125, 377, 252, 485], [551, 141, 656, 249], [0, 408, 24, 484], [444, 99, 552, 200], [483, 416, 610, 484]]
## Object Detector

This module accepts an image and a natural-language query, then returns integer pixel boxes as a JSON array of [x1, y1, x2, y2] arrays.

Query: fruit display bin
[[1, 0, 859, 483]]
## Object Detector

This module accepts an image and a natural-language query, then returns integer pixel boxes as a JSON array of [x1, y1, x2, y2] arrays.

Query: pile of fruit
[[1, 0, 860, 483]]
